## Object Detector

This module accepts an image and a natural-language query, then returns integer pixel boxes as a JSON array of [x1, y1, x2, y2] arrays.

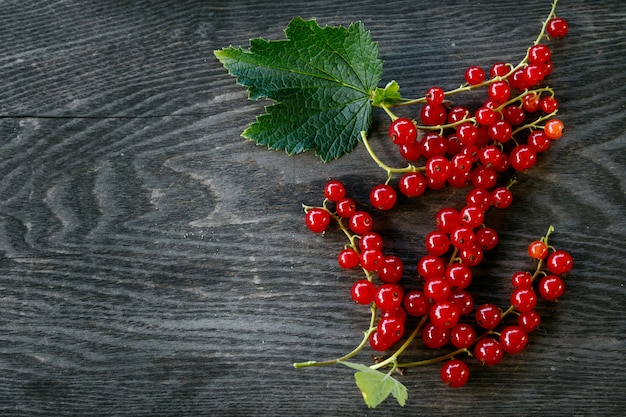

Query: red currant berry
[[500, 325, 529, 354], [448, 105, 470, 123], [518, 310, 541, 332], [528, 44, 551, 64], [359, 249, 384, 272], [382, 307, 407, 324], [471, 166, 498, 189], [425, 156, 452, 184], [510, 287, 538, 313], [511, 271, 533, 288], [509, 144, 537, 171], [359, 232, 384, 252], [479, 145, 505, 169], [448, 171, 471, 189], [491, 187, 513, 209], [449, 323, 476, 349], [426, 86, 445, 105], [460, 244, 483, 267], [377, 315, 405, 344], [544, 118, 565, 139], [449, 289, 474, 315], [488, 81, 511, 103], [349, 211, 373, 234], [522, 93, 541, 112], [335, 197, 356, 218], [456, 123, 478, 146], [369, 330, 393, 351], [399, 171, 427, 197], [436, 207, 461, 234], [490, 62, 511, 78], [460, 205, 484, 229], [370, 184, 397, 211], [523, 64, 545, 86], [465, 66, 486, 85], [493, 151, 510, 172], [546, 249, 573, 274], [474, 337, 504, 366], [378, 255, 404, 283], [460, 144, 480, 163], [398, 140, 422, 161], [542, 60, 553, 77], [451, 153, 474, 175], [441, 359, 470, 388], [475, 227, 499, 251], [424, 278, 451, 302], [422, 322, 449, 349], [421, 132, 447, 158], [374, 283, 404, 311], [305, 208, 331, 233], [527, 240, 549, 259], [350, 279, 376, 305], [487, 120, 513, 143], [450, 226, 476, 249], [418, 255, 446, 280], [324, 180, 346, 202], [421, 103, 448, 126], [445, 263, 473, 290], [528, 130, 551, 153], [547, 17, 569, 39], [475, 106, 496, 126], [338, 248, 360, 269], [502, 105, 526, 125], [540, 96, 559, 113], [539, 274, 565, 300], [425, 230, 451, 257], [388, 117, 418, 146], [510, 68, 529, 91], [404, 290, 429, 317], [430, 301, 460, 329], [445, 133, 464, 156], [475, 304, 502, 330], [466, 187, 492, 211]]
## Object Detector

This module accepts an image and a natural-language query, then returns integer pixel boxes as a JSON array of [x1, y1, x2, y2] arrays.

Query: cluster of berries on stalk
[[300, 11, 572, 390]]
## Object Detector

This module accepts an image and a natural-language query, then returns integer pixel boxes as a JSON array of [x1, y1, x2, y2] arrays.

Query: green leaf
[[339, 361, 408, 408], [214, 18, 382, 162], [371, 80, 402, 107]]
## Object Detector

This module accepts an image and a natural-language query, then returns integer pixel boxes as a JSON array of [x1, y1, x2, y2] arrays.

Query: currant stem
[[293, 303, 378, 369], [397, 348, 470, 368], [511, 109, 558, 137], [360, 131, 422, 175], [383, 0, 559, 108]]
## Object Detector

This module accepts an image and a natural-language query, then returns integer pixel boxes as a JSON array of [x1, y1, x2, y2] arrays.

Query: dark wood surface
[[1, 1, 625, 415]]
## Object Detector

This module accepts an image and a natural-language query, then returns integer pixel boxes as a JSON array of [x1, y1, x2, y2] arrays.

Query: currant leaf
[[339, 361, 408, 408], [214, 18, 382, 162], [371, 80, 402, 107]]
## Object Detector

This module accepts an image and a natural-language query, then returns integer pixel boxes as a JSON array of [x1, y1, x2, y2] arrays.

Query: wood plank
[[1, 0, 625, 415]]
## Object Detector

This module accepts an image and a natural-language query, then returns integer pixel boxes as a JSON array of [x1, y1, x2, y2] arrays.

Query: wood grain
[[1, 0, 625, 415]]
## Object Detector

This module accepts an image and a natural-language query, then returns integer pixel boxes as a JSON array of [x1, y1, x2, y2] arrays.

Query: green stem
[[360, 131, 422, 176], [293, 303, 378, 369], [397, 348, 470, 368], [386, 0, 559, 108], [511, 109, 558, 137]]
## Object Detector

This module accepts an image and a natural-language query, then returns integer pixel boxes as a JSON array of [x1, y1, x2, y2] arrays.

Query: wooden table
[[2, 1, 625, 415]]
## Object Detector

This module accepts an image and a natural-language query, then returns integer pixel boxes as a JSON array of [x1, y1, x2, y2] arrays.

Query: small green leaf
[[371, 80, 402, 107], [339, 361, 408, 408], [214, 18, 382, 162]]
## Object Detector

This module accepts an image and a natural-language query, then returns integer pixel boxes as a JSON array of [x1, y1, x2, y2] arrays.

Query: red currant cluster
[[304, 176, 572, 388], [297, 4, 572, 402]]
